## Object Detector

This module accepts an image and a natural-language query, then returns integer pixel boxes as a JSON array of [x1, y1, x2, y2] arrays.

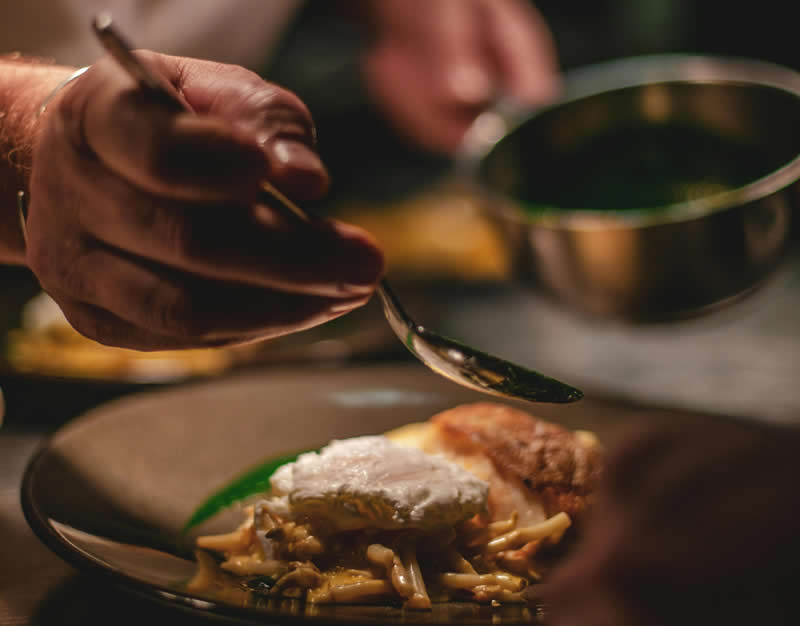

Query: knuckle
[[140, 128, 175, 183], [266, 100, 315, 141], [57, 264, 94, 301], [204, 60, 268, 96], [237, 85, 315, 144], [101, 178, 143, 232], [27, 237, 95, 300], [159, 209, 199, 263], [147, 284, 199, 339], [133, 201, 197, 264], [220, 62, 264, 86]]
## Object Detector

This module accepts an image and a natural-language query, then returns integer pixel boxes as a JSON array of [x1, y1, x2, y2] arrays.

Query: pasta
[[190, 504, 572, 608]]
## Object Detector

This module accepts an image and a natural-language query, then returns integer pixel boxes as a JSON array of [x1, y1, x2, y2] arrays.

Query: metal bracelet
[[37, 65, 89, 117], [17, 66, 90, 249], [17, 190, 28, 246]]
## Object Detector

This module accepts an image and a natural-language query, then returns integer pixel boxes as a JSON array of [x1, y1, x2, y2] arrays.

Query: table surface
[[0, 422, 238, 626]]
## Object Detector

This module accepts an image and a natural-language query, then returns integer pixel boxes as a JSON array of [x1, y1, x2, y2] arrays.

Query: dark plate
[[21, 364, 642, 624]]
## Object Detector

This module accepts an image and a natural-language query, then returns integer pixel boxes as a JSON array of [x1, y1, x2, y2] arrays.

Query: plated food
[[190, 402, 602, 609]]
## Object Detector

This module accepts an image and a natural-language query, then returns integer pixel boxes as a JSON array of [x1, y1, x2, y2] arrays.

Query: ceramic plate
[[22, 364, 637, 624]]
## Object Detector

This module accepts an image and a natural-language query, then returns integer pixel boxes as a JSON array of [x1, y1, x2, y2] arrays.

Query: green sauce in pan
[[522, 122, 782, 213]]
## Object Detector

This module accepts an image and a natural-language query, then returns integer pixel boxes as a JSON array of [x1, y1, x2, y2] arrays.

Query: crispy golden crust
[[429, 403, 603, 520]]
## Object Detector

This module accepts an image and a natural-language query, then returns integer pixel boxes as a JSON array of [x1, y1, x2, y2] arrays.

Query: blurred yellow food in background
[[6, 292, 254, 382], [335, 189, 511, 281]]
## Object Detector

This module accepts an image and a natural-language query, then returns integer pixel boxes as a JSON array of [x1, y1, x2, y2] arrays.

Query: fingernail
[[329, 295, 371, 314], [271, 140, 324, 173], [338, 260, 384, 294], [339, 281, 378, 297], [266, 140, 329, 201], [329, 222, 385, 291]]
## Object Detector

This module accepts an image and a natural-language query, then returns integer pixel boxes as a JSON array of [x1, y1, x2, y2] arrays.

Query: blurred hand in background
[[359, 0, 560, 153]]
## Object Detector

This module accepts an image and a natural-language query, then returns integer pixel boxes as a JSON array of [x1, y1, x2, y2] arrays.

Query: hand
[[26, 52, 383, 350], [542, 416, 800, 626], [360, 0, 559, 153]]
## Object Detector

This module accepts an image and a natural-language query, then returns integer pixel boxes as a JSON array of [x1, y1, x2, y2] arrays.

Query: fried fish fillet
[[387, 403, 603, 527]]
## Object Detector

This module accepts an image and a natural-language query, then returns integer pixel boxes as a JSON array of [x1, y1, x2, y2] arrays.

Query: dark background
[[266, 0, 800, 209]]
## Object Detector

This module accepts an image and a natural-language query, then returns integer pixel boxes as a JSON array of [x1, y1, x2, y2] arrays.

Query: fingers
[[38, 245, 370, 350], [59, 159, 382, 298], [362, 0, 560, 153], [262, 139, 329, 204], [175, 55, 330, 202], [483, 0, 560, 105], [54, 297, 225, 351], [39, 51, 380, 299], [364, 0, 494, 152], [58, 52, 328, 204], [27, 51, 382, 350], [70, 58, 265, 203], [365, 43, 482, 152]]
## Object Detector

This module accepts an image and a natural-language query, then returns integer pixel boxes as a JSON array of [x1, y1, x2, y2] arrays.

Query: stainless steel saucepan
[[460, 55, 800, 320]]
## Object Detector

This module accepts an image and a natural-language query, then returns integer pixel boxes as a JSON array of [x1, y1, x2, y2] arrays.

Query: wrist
[[0, 61, 76, 264]]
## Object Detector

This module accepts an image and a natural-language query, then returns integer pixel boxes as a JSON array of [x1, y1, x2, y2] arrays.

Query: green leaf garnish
[[243, 575, 277, 594], [182, 449, 312, 533]]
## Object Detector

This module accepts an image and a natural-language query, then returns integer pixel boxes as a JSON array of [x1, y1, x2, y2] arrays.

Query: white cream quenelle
[[263, 436, 489, 531]]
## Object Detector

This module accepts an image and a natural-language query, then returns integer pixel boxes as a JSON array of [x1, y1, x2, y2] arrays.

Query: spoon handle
[[93, 13, 191, 110]]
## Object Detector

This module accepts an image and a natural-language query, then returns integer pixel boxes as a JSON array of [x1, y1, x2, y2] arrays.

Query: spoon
[[92, 14, 582, 403]]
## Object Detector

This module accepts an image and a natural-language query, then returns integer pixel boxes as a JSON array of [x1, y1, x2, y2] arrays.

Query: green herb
[[182, 449, 312, 533], [243, 575, 277, 594]]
